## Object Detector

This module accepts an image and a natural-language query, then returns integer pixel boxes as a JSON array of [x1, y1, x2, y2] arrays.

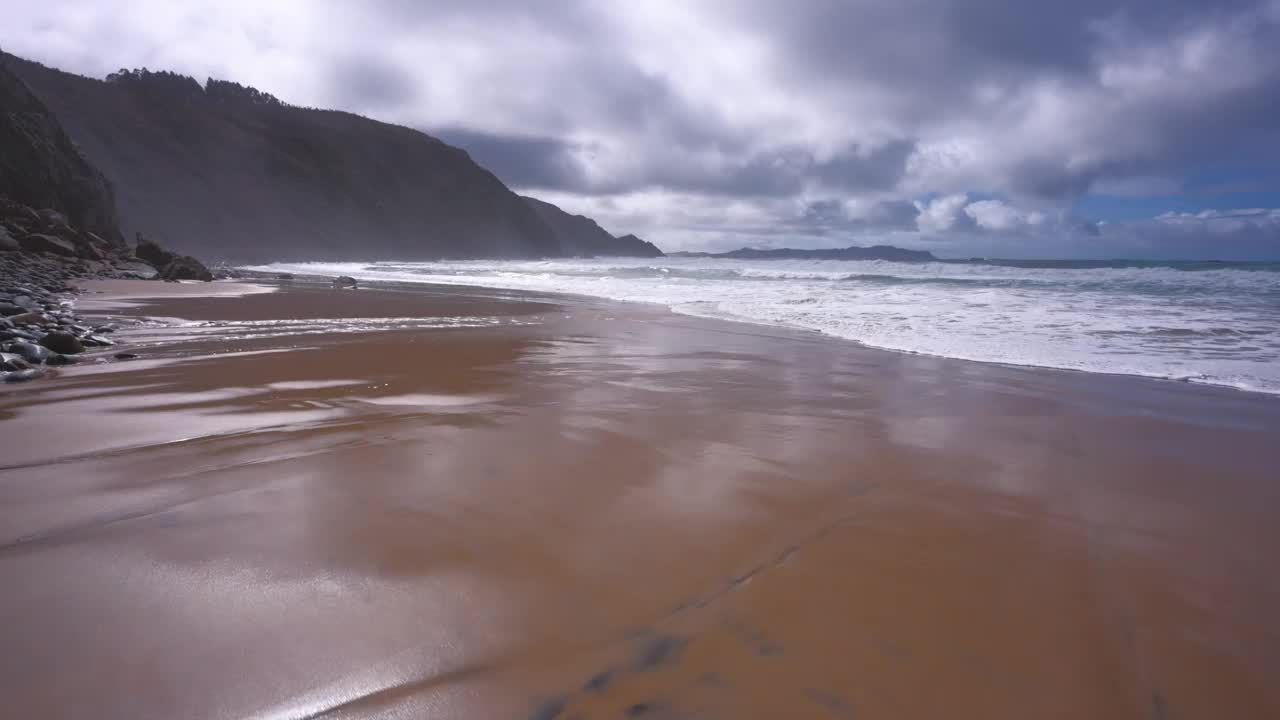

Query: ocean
[[251, 257, 1280, 396]]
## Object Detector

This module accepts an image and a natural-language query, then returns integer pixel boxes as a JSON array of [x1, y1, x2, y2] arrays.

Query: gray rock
[[134, 234, 176, 268], [0, 303, 20, 316], [13, 295, 36, 308], [46, 353, 83, 366], [113, 260, 158, 280], [0, 352, 30, 371], [17, 233, 78, 257], [82, 334, 116, 347], [333, 275, 358, 288], [39, 331, 84, 354], [8, 312, 48, 326], [112, 352, 139, 360], [37, 209, 70, 228], [160, 255, 214, 282], [3, 368, 44, 382], [0, 227, 18, 252], [6, 341, 49, 363]]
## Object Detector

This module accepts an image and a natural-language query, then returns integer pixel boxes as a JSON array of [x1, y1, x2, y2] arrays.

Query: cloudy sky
[[4, 0, 1280, 258]]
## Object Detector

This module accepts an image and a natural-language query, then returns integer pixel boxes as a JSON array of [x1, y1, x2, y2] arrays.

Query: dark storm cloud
[[431, 128, 585, 189], [3, 0, 1279, 255], [325, 54, 419, 111]]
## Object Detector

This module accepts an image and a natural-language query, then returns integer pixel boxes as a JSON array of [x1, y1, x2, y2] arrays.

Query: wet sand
[[2, 279, 1278, 719]]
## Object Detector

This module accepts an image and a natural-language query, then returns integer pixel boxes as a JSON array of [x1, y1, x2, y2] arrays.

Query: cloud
[[2, 0, 1278, 256]]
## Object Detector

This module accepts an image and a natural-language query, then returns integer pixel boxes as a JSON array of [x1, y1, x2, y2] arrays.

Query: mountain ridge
[[521, 196, 662, 257], [2, 52, 660, 262]]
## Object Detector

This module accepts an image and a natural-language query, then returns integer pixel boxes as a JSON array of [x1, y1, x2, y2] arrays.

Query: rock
[[8, 312, 48, 325], [333, 275, 359, 289], [6, 341, 50, 363], [46, 353, 82, 366], [13, 294, 37, 308], [0, 352, 30, 371], [39, 331, 84, 354], [0, 227, 18, 252], [3, 369, 44, 382], [0, 302, 22, 316], [112, 352, 139, 360], [37, 209, 70, 229], [276, 273, 295, 280], [18, 233, 79, 257], [74, 240, 106, 261], [91, 325, 117, 334], [113, 260, 159, 279], [82, 334, 116, 347], [134, 234, 176, 268], [160, 255, 213, 282]]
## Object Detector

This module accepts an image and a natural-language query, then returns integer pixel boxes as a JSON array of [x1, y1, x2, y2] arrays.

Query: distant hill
[[670, 245, 935, 261], [521, 196, 662, 257], [0, 62, 123, 246], [2, 53, 657, 262]]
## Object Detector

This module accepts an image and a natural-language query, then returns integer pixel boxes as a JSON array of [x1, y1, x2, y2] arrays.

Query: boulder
[[0, 352, 30, 371], [160, 256, 213, 282], [39, 331, 84, 354], [37, 208, 70, 229], [0, 227, 18, 252], [135, 234, 176, 268], [8, 312, 48, 325], [18, 233, 78, 257], [6, 341, 50, 363], [114, 260, 159, 279], [333, 275, 358, 288]]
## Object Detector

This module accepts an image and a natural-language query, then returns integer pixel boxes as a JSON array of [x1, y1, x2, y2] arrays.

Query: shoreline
[[3, 279, 1278, 718], [246, 268, 1280, 401]]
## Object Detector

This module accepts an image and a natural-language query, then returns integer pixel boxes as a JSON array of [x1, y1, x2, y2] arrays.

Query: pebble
[[0, 227, 167, 385]]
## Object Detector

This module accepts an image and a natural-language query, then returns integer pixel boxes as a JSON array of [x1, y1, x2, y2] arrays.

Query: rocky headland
[[2, 60, 214, 381]]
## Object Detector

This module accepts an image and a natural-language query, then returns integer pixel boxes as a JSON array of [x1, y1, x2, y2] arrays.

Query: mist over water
[[252, 257, 1280, 396]]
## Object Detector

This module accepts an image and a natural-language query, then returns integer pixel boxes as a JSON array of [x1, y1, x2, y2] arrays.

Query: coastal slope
[[0, 61, 123, 246], [4, 53, 657, 262], [522, 196, 664, 257]]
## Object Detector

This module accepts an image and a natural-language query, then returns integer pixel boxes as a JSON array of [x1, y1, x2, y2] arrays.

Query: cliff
[[0, 59, 124, 246], [3, 53, 593, 262], [521, 196, 663, 257]]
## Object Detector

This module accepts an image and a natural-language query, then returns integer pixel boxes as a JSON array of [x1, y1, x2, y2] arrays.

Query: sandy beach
[[2, 278, 1278, 719]]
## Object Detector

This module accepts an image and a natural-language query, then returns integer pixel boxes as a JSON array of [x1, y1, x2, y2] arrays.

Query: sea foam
[[248, 257, 1280, 396]]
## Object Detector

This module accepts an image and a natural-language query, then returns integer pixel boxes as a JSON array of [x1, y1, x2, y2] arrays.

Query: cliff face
[[0, 60, 124, 246], [522, 196, 663, 257], [4, 54, 573, 262]]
